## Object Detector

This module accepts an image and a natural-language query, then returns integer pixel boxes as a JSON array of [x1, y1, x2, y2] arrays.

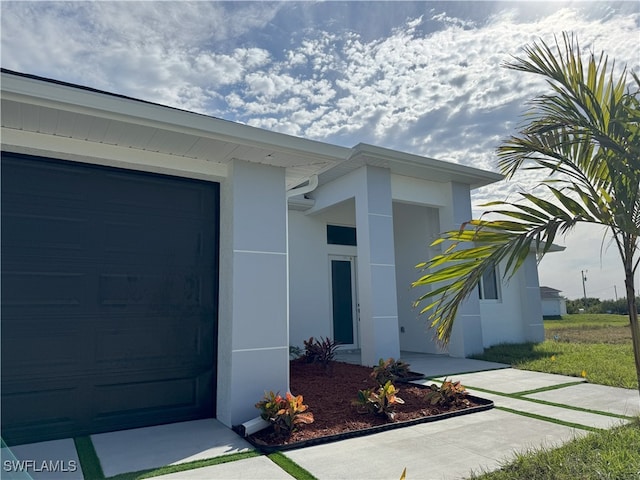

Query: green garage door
[[1, 153, 219, 445]]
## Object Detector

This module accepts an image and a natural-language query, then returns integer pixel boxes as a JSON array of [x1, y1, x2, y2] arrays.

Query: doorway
[[329, 255, 358, 349]]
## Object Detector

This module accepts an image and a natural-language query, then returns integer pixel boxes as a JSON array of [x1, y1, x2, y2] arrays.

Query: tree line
[[566, 297, 640, 315]]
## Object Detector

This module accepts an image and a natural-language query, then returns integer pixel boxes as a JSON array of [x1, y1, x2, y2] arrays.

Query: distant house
[[540, 286, 568, 317], [1, 68, 545, 446]]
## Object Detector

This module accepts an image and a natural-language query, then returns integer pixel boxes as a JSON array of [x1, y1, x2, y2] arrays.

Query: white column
[[356, 166, 401, 366], [217, 160, 289, 427], [440, 182, 484, 358], [520, 252, 545, 342]]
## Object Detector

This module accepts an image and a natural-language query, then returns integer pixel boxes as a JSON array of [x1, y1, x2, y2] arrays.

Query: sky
[[1, 1, 639, 301]]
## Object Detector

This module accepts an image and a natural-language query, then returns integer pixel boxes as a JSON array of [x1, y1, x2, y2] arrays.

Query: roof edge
[[349, 143, 504, 188], [1, 68, 350, 163]]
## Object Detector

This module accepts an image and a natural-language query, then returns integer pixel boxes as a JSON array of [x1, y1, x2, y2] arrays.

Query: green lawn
[[472, 314, 638, 389], [469, 314, 640, 479], [470, 419, 640, 480]]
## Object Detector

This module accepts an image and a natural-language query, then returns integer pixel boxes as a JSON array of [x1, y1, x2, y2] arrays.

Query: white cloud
[[431, 11, 476, 29], [0, 2, 283, 111], [2, 1, 638, 299], [237, 48, 272, 69]]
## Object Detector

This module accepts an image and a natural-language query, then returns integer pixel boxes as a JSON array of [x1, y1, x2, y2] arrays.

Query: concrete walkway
[[2, 357, 638, 480]]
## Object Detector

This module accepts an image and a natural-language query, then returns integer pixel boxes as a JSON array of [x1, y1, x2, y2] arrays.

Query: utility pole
[[614, 285, 618, 301], [581, 270, 588, 306]]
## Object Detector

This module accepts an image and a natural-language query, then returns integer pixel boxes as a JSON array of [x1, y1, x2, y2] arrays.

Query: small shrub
[[371, 357, 412, 385], [289, 345, 304, 360], [353, 381, 405, 421], [302, 336, 340, 367], [255, 391, 314, 437], [424, 379, 470, 408]]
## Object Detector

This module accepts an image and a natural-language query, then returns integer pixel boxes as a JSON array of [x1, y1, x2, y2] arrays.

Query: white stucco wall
[[287, 210, 334, 348], [542, 298, 567, 316], [478, 264, 525, 347], [390, 175, 448, 207], [217, 160, 289, 427], [479, 253, 545, 347], [439, 182, 484, 358], [291, 166, 401, 365], [289, 173, 547, 363], [392, 202, 443, 354], [288, 200, 358, 348]]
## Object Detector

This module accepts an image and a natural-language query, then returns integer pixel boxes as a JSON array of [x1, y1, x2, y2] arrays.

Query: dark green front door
[[330, 257, 356, 346], [1, 153, 219, 445]]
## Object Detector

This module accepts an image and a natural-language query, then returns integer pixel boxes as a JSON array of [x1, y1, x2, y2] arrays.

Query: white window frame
[[478, 266, 501, 301]]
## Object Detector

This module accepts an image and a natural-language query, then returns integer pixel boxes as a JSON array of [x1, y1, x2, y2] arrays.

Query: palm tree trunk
[[625, 268, 640, 397]]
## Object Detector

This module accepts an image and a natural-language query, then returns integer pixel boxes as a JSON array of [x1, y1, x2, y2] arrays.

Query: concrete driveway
[[2, 355, 638, 480]]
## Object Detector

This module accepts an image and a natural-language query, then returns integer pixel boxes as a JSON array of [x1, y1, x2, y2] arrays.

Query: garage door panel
[[1, 153, 219, 445], [94, 317, 209, 367], [2, 325, 84, 376], [1, 159, 90, 203], [2, 318, 212, 392], [3, 384, 79, 424], [98, 273, 203, 306], [101, 172, 213, 217], [102, 222, 208, 263], [95, 377, 199, 414], [2, 271, 87, 307], [91, 370, 214, 430], [99, 214, 215, 265], [98, 273, 209, 309], [2, 214, 88, 253]]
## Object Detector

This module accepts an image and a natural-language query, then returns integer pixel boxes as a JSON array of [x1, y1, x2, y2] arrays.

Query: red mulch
[[249, 360, 480, 446]]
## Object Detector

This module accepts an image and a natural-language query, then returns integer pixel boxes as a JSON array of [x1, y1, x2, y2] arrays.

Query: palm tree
[[412, 33, 640, 394]]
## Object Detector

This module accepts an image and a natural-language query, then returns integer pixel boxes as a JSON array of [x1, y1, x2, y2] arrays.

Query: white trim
[[2, 128, 228, 182], [368, 212, 392, 218], [233, 250, 287, 256], [349, 143, 503, 188], [232, 346, 288, 353], [327, 245, 358, 256], [478, 265, 502, 301], [371, 263, 395, 267]]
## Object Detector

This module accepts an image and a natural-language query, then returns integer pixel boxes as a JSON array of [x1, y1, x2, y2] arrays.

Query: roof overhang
[[2, 69, 505, 192], [1, 69, 349, 188], [317, 143, 504, 190]]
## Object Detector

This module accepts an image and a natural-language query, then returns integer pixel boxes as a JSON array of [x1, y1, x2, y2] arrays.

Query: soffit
[[1, 72, 505, 192], [1, 71, 349, 189]]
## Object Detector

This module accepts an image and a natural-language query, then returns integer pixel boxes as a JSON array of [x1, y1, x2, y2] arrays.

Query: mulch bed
[[247, 360, 491, 449]]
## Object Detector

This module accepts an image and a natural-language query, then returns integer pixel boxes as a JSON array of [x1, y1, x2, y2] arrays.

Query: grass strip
[[468, 384, 635, 420], [268, 452, 318, 480], [422, 367, 510, 381], [74, 436, 105, 480], [421, 378, 588, 397], [495, 406, 600, 432], [510, 381, 586, 397], [107, 451, 261, 480]]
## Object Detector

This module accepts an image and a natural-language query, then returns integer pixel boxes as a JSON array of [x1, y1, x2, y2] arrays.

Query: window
[[478, 267, 499, 300], [327, 225, 357, 246]]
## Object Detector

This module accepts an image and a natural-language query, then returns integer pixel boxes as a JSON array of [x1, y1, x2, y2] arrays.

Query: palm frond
[[414, 33, 639, 347]]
